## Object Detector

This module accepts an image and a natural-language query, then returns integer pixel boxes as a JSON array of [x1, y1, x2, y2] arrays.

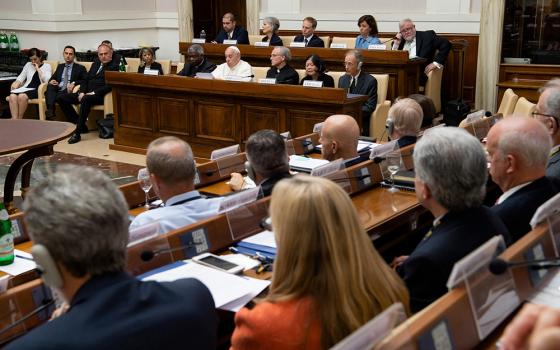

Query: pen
[[16, 254, 34, 261]]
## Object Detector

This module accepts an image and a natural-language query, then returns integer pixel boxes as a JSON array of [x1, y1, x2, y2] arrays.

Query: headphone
[[385, 117, 394, 137], [357, 61, 363, 69], [31, 244, 64, 289]]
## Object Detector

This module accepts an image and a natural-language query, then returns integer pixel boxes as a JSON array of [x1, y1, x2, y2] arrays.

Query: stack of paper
[[289, 155, 329, 173], [140, 261, 270, 312], [236, 230, 277, 260]]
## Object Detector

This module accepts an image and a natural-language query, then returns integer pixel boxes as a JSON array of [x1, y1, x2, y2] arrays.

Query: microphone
[[140, 242, 201, 262], [484, 111, 493, 118], [244, 74, 255, 78], [489, 257, 560, 275]]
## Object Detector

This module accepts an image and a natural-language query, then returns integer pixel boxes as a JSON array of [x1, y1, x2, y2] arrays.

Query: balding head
[[320, 115, 360, 161], [225, 46, 241, 68], [487, 117, 552, 192]]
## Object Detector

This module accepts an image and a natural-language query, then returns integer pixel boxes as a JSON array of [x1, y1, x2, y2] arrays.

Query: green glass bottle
[[0, 31, 9, 51], [0, 203, 14, 265], [9, 32, 19, 52], [119, 57, 126, 72]]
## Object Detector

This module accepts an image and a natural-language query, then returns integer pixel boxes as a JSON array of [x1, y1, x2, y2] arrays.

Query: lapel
[[415, 32, 423, 57], [355, 71, 364, 91]]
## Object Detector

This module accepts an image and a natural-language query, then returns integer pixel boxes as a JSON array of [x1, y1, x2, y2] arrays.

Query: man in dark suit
[[534, 79, 560, 180], [6, 165, 217, 350], [212, 12, 250, 45], [338, 50, 377, 136], [57, 43, 119, 144], [266, 46, 299, 85], [228, 129, 291, 197], [488, 117, 559, 243], [293, 17, 324, 47], [45, 46, 87, 119], [393, 18, 451, 86], [394, 127, 510, 313], [177, 44, 217, 77], [100, 39, 127, 66]]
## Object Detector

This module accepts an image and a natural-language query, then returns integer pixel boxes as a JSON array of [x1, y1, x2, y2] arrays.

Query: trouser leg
[[56, 92, 80, 126], [77, 94, 104, 135]]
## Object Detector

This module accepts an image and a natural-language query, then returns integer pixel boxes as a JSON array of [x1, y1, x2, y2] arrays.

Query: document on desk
[[141, 261, 270, 311], [289, 155, 329, 173], [0, 249, 36, 276], [10, 87, 35, 94], [528, 269, 560, 308], [236, 230, 277, 258]]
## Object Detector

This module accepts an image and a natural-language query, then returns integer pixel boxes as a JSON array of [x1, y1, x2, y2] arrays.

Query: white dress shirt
[[496, 181, 533, 205]]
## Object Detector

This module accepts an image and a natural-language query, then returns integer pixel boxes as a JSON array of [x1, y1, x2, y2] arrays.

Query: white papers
[[10, 87, 35, 94], [289, 155, 329, 172], [240, 230, 277, 249], [529, 269, 560, 308], [368, 44, 386, 50], [220, 277, 270, 312], [0, 249, 36, 276], [330, 43, 347, 49], [142, 262, 270, 310]]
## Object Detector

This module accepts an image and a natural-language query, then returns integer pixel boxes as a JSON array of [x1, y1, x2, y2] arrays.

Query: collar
[[432, 213, 446, 228], [165, 190, 202, 206], [304, 34, 314, 41], [496, 180, 534, 205], [65, 62, 74, 67], [70, 272, 130, 307], [550, 145, 560, 158], [352, 71, 361, 81]]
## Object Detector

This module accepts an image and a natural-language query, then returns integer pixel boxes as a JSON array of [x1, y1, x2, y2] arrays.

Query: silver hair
[[495, 118, 552, 168], [23, 165, 129, 277], [414, 127, 487, 211], [264, 16, 280, 33], [227, 45, 241, 56], [275, 46, 291, 61], [539, 78, 560, 119], [346, 49, 363, 64], [399, 18, 413, 28], [147, 136, 196, 185], [389, 98, 423, 136], [188, 44, 204, 56]]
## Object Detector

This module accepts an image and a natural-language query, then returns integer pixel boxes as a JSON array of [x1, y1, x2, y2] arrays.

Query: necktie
[[61, 64, 69, 90], [96, 63, 103, 75], [349, 77, 356, 93], [304, 38, 308, 47]]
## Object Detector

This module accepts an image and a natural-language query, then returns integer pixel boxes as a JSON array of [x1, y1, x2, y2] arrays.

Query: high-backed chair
[[176, 62, 185, 74], [296, 69, 305, 83], [329, 71, 346, 88], [248, 35, 262, 45], [158, 59, 172, 75], [512, 97, 536, 117], [5, 60, 58, 120], [497, 88, 519, 116], [370, 74, 391, 141], [319, 36, 330, 48], [252, 66, 269, 82], [330, 37, 355, 49], [279, 36, 293, 46], [125, 58, 140, 73], [424, 67, 444, 113]]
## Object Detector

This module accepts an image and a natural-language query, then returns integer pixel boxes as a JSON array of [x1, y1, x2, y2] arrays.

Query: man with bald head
[[320, 114, 368, 166], [488, 117, 559, 242], [534, 78, 560, 180], [212, 46, 253, 82], [129, 136, 221, 233]]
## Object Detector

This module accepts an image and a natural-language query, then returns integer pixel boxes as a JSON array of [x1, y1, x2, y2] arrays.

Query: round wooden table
[[0, 119, 75, 213]]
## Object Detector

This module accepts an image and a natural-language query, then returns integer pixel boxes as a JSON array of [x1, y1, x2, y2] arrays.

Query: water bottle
[[0, 203, 14, 266], [119, 56, 126, 72], [200, 30, 206, 41], [0, 31, 9, 51], [9, 32, 19, 52]]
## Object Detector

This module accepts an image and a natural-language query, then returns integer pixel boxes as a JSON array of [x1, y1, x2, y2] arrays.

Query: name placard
[[330, 43, 347, 49], [303, 80, 323, 88], [223, 39, 238, 45], [258, 78, 276, 84], [225, 75, 244, 82], [143, 68, 159, 76], [311, 158, 344, 177], [210, 144, 240, 160], [290, 41, 305, 48], [218, 186, 260, 213], [254, 41, 269, 47], [280, 131, 291, 140], [368, 44, 386, 50], [192, 38, 206, 44]]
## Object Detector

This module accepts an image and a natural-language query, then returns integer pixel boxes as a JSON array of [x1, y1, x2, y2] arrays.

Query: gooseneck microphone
[[140, 242, 201, 262], [380, 37, 398, 44], [489, 257, 560, 275]]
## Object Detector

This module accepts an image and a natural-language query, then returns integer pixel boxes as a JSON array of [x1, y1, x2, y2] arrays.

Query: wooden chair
[[497, 88, 519, 116], [74, 61, 113, 119], [319, 36, 330, 48], [511, 96, 536, 118], [176, 62, 185, 74], [424, 67, 444, 113], [329, 71, 346, 88], [279, 36, 294, 47], [371, 74, 391, 141], [330, 37, 355, 49], [248, 35, 262, 45], [252, 66, 269, 81]]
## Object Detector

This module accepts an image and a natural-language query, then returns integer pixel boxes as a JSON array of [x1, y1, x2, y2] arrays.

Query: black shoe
[[68, 134, 81, 144]]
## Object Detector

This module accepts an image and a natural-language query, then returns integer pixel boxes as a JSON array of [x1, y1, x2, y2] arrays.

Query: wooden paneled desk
[[105, 72, 367, 157], [179, 43, 425, 101]]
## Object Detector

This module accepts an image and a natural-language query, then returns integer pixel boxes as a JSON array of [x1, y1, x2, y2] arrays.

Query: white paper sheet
[[240, 230, 276, 248], [0, 249, 36, 276], [289, 155, 329, 171], [10, 87, 35, 94], [219, 277, 270, 312]]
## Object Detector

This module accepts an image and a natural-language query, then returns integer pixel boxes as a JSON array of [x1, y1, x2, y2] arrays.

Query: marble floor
[[0, 132, 147, 209]]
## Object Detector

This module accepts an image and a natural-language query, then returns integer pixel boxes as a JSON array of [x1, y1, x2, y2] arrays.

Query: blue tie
[[60, 64, 70, 90]]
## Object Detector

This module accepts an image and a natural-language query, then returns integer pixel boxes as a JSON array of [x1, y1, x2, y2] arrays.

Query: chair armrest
[[37, 83, 48, 99]]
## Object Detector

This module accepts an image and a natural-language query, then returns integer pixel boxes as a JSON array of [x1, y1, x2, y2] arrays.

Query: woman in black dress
[[300, 55, 334, 87]]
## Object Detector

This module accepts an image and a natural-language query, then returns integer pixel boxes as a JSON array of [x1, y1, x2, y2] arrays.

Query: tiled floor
[[0, 132, 147, 208]]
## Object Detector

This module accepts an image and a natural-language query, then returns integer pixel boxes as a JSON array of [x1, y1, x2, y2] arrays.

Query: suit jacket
[[492, 177, 559, 243], [80, 58, 119, 96], [177, 58, 217, 77], [546, 149, 560, 180], [293, 34, 325, 47], [338, 71, 378, 113], [397, 135, 417, 149], [214, 26, 250, 44], [262, 34, 283, 46], [398, 30, 451, 65], [397, 206, 510, 313], [259, 171, 292, 198], [49, 62, 87, 90], [266, 64, 299, 85], [6, 272, 217, 350]]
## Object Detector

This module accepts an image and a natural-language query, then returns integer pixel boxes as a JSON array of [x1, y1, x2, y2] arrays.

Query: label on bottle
[[0, 233, 14, 259], [0, 43, 7, 49], [0, 209, 8, 221]]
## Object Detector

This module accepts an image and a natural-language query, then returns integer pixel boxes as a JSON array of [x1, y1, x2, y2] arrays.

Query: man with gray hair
[[177, 44, 216, 77], [130, 136, 221, 232], [7, 165, 217, 349], [534, 78, 560, 179], [394, 127, 510, 312], [211, 46, 253, 81], [266, 46, 299, 85], [488, 117, 559, 242], [229, 129, 291, 197]]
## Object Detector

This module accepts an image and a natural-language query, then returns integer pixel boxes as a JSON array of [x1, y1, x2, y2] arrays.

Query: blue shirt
[[355, 35, 381, 49], [129, 190, 221, 233]]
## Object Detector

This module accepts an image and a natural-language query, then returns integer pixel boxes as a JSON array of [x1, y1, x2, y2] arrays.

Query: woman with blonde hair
[[230, 175, 409, 349]]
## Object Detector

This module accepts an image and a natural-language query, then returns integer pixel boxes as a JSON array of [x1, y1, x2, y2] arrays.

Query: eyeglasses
[[532, 111, 558, 119]]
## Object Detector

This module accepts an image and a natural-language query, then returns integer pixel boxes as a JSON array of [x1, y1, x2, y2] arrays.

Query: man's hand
[[49, 80, 59, 86], [78, 92, 85, 102], [228, 172, 245, 191], [424, 62, 439, 75], [67, 82, 75, 93], [390, 255, 409, 269], [498, 304, 560, 350]]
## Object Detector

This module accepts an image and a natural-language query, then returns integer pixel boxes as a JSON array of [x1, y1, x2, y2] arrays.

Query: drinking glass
[[386, 153, 401, 193], [137, 168, 152, 209]]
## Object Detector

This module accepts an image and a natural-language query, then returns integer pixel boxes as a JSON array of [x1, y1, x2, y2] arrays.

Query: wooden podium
[[105, 72, 367, 157]]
